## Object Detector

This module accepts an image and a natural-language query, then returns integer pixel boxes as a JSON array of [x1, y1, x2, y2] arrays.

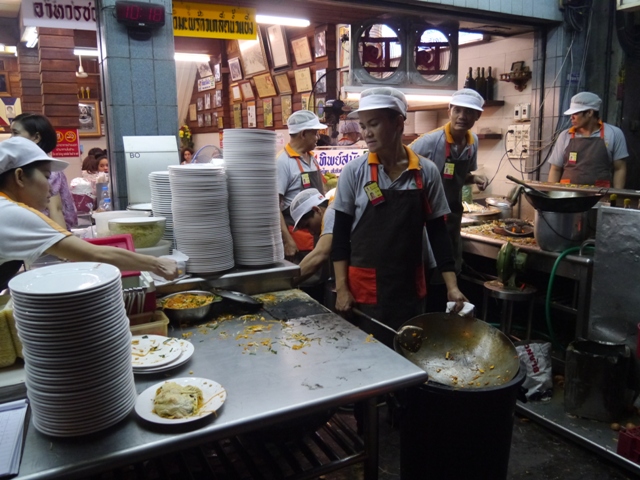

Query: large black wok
[[393, 313, 519, 389], [523, 189, 604, 213]]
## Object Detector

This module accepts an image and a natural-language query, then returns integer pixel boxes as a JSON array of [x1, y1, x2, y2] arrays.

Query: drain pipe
[[534, 27, 547, 181], [602, 0, 615, 119]]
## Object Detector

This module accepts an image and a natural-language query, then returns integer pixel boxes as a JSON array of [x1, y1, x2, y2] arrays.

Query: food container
[[485, 197, 513, 219], [93, 210, 150, 237], [108, 217, 166, 248], [161, 290, 222, 323], [129, 310, 170, 336], [135, 239, 172, 257]]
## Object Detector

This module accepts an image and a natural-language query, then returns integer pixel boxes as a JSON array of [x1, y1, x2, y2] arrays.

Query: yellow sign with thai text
[[172, 3, 256, 40]]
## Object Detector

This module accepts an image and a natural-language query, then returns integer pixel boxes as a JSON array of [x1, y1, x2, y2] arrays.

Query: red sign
[[52, 129, 80, 158]]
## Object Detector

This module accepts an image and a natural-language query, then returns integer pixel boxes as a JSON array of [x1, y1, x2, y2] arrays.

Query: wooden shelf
[[483, 100, 505, 107], [408, 99, 504, 112], [477, 133, 502, 139]]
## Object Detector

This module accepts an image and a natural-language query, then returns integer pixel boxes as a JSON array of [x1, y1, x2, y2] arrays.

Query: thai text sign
[[21, 0, 96, 30], [314, 149, 368, 175], [52, 129, 80, 158], [173, 3, 256, 40]]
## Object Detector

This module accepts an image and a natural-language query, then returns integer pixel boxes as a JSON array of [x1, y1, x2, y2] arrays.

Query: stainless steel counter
[[461, 230, 594, 337], [14, 291, 428, 479]]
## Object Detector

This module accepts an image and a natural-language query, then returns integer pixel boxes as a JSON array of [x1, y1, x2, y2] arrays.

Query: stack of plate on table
[[131, 335, 194, 374], [149, 171, 175, 247], [223, 129, 284, 266], [169, 164, 235, 274], [8, 263, 137, 437]]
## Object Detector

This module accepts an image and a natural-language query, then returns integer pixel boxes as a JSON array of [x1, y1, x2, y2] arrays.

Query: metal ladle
[[353, 308, 424, 353]]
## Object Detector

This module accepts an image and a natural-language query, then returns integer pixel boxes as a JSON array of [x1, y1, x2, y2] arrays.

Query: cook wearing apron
[[410, 89, 487, 311], [332, 87, 468, 347], [548, 92, 629, 189]]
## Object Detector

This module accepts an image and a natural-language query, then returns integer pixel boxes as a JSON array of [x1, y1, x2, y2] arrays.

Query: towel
[[446, 301, 475, 317]]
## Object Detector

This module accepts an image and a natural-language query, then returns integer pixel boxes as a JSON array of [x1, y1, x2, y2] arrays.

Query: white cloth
[[0, 196, 71, 267], [548, 123, 629, 168], [446, 301, 475, 317]]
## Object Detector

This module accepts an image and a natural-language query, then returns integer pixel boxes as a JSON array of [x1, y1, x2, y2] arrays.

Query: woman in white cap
[[548, 92, 628, 188], [410, 88, 488, 311], [0, 137, 179, 291], [331, 87, 467, 346], [337, 120, 366, 147], [277, 110, 328, 263]]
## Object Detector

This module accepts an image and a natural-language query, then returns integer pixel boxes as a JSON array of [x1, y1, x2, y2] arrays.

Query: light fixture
[[342, 85, 453, 107], [22, 26, 38, 48], [174, 53, 211, 62], [74, 48, 99, 57], [256, 15, 310, 27], [76, 55, 88, 78]]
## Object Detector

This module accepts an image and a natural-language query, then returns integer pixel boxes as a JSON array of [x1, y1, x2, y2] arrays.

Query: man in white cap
[[409, 88, 488, 311], [337, 120, 366, 147], [548, 92, 628, 188], [0, 137, 178, 291], [289, 188, 335, 284], [331, 86, 467, 346], [277, 110, 327, 263]]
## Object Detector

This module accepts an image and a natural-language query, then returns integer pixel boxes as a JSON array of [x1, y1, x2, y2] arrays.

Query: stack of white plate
[[169, 164, 235, 274], [131, 335, 194, 374], [149, 171, 175, 247], [415, 111, 438, 134], [223, 129, 284, 266], [9, 263, 136, 437]]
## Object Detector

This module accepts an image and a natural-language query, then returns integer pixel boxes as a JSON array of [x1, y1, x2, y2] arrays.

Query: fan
[[192, 145, 224, 166]]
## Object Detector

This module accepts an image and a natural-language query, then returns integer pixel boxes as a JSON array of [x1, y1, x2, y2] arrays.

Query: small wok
[[523, 190, 604, 213], [393, 313, 519, 389]]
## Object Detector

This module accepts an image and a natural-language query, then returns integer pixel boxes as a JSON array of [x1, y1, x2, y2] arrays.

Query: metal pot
[[485, 197, 513, 219], [534, 210, 590, 252], [393, 313, 520, 388]]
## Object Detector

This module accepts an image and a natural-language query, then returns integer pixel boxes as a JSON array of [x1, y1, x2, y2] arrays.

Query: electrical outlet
[[506, 124, 530, 159], [514, 104, 522, 121]]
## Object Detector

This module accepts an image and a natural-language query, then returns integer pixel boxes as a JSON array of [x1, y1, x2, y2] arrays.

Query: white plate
[[133, 340, 195, 374], [9, 263, 121, 296], [131, 335, 182, 367], [135, 377, 226, 424]]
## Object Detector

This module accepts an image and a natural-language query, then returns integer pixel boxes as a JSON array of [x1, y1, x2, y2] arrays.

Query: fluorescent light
[[22, 26, 38, 48], [342, 86, 453, 106], [74, 48, 99, 57], [174, 53, 211, 62], [256, 15, 310, 27]]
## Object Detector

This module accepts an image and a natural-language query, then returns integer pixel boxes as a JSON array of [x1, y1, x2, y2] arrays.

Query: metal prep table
[[461, 229, 594, 338], [13, 290, 429, 480]]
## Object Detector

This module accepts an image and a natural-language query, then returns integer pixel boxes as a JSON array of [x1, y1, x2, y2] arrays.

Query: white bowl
[[135, 239, 172, 257], [93, 210, 150, 237], [108, 217, 166, 248]]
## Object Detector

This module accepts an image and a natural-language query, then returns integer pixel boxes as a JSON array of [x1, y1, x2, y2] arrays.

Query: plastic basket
[[618, 426, 640, 463], [129, 310, 169, 337]]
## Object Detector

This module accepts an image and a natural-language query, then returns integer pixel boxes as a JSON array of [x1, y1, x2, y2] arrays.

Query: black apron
[[0, 260, 23, 292], [561, 124, 612, 187], [348, 163, 427, 346]]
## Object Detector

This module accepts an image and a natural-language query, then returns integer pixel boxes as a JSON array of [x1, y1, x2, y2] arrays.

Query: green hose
[[545, 245, 594, 351]]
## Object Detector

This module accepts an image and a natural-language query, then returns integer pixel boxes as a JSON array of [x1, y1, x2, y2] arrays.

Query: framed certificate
[[274, 73, 292, 95], [291, 36, 312, 65], [266, 24, 291, 70], [294, 68, 313, 93]]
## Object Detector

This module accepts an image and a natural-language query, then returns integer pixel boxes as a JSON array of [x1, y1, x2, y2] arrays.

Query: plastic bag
[[149, 250, 189, 283], [516, 341, 553, 401]]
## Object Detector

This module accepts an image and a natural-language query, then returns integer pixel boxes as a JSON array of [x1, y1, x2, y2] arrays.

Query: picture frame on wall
[[214, 63, 221, 82], [337, 25, 350, 69], [240, 81, 255, 101], [78, 101, 101, 137], [215, 89, 223, 108], [197, 114, 204, 128], [217, 114, 224, 129], [274, 73, 292, 95], [314, 29, 327, 58], [247, 102, 256, 128], [281, 95, 292, 125], [294, 67, 313, 93], [253, 73, 277, 98], [204, 92, 211, 110], [266, 24, 291, 70], [189, 103, 197, 121], [213, 112, 219, 128], [301, 93, 311, 112], [231, 84, 243, 102], [197, 97, 204, 111], [291, 36, 313, 65], [0, 71, 9, 97], [198, 62, 213, 78], [197, 77, 215, 92], [263, 98, 273, 127], [233, 103, 242, 128], [237, 31, 269, 78], [229, 57, 243, 82], [315, 69, 327, 94], [204, 113, 212, 127]]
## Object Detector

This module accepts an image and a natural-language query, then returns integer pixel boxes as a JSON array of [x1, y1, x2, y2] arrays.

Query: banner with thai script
[[21, 0, 96, 30], [52, 129, 80, 158], [173, 3, 256, 40], [314, 149, 368, 175]]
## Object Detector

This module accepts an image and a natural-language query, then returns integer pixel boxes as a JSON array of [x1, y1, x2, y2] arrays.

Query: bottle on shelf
[[485, 66, 494, 101], [476, 67, 487, 100], [464, 67, 476, 92], [623, 198, 631, 209], [609, 194, 617, 207]]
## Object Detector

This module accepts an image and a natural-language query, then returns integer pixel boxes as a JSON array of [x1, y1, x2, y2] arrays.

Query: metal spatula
[[353, 308, 424, 353]]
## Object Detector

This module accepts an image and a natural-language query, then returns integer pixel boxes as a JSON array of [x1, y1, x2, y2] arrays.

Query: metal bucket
[[534, 210, 589, 252]]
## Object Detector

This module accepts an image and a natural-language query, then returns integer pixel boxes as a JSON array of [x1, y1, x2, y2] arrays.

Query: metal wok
[[523, 189, 604, 213], [393, 313, 520, 389]]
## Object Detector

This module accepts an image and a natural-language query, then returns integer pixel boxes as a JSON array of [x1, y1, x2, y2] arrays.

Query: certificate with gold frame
[[291, 36, 312, 65], [274, 73, 292, 95], [254, 73, 277, 98], [294, 68, 313, 93]]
